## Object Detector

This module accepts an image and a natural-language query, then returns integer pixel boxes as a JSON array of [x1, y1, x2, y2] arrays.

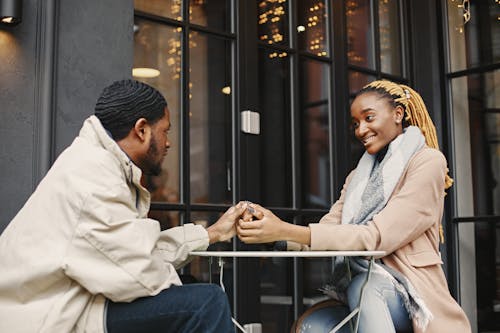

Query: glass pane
[[134, 18, 181, 203], [346, 0, 375, 69], [257, 0, 289, 47], [378, 0, 401, 75], [299, 59, 331, 209], [186, 211, 232, 283], [451, 71, 500, 331], [300, 215, 331, 310], [447, 1, 500, 72], [259, 212, 295, 333], [189, 0, 230, 32], [189, 33, 232, 204], [134, 0, 183, 21], [258, 47, 292, 207], [148, 210, 181, 230], [348, 71, 376, 96], [297, 0, 329, 57]]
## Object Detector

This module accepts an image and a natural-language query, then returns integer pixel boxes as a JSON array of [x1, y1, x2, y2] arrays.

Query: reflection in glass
[[189, 33, 232, 204], [134, 0, 183, 21], [258, 47, 292, 207], [451, 71, 500, 331], [148, 210, 181, 230], [187, 211, 233, 283], [300, 59, 331, 209], [259, 212, 295, 333], [189, 0, 230, 32], [378, 0, 401, 75], [346, 0, 375, 69], [297, 0, 329, 57], [348, 71, 376, 95], [257, 0, 289, 47], [447, 1, 500, 72], [134, 18, 181, 203], [300, 215, 331, 306]]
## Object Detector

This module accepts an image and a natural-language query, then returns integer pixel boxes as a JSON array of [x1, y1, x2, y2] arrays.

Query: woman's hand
[[207, 201, 249, 244], [237, 203, 288, 244]]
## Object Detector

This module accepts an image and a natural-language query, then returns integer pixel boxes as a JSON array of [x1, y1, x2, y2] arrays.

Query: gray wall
[[0, 0, 133, 232]]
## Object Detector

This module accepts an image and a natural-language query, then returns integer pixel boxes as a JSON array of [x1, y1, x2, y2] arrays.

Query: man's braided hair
[[95, 79, 167, 140]]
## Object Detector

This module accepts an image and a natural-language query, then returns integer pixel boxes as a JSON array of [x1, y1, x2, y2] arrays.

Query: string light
[[450, 0, 470, 33]]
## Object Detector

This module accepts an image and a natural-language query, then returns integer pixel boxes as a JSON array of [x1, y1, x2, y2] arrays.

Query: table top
[[189, 250, 386, 258]]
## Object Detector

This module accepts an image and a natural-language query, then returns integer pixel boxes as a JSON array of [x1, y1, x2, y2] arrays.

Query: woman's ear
[[133, 118, 149, 141], [394, 105, 404, 124]]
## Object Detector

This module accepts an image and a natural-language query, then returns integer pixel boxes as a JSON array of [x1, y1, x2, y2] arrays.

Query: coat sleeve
[[62, 180, 209, 302], [308, 149, 447, 253]]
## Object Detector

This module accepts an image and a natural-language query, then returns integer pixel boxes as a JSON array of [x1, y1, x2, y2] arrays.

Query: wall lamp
[[1, 0, 22, 26]]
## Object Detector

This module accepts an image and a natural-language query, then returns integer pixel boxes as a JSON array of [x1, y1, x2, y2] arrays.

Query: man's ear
[[133, 118, 149, 141]]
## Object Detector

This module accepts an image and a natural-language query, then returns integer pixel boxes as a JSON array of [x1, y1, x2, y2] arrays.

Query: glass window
[[297, 0, 329, 57], [348, 71, 376, 95], [258, 47, 292, 207], [134, 18, 181, 203], [300, 59, 331, 209], [148, 210, 181, 230], [450, 70, 500, 331], [257, 0, 289, 47], [134, 0, 183, 21], [346, 0, 375, 69], [187, 211, 233, 282], [189, 0, 231, 32], [447, 1, 500, 72], [378, 0, 402, 75], [189, 32, 233, 204], [258, 212, 295, 333]]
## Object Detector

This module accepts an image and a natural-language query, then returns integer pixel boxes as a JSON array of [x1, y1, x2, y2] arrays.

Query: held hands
[[206, 201, 294, 245], [207, 201, 263, 244], [236, 203, 286, 244]]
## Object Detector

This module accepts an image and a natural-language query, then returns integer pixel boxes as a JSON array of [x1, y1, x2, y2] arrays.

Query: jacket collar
[[78, 115, 143, 187]]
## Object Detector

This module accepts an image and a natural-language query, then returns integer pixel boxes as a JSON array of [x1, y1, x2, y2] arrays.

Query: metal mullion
[[297, 50, 332, 62], [188, 23, 236, 39], [399, 0, 409, 78], [347, 64, 379, 77], [446, 63, 500, 78], [180, 0, 191, 225], [290, 0, 303, 320], [439, 0, 460, 299], [231, 0, 239, 207], [372, 0, 381, 76], [134, 11, 184, 27], [289, 0, 300, 212], [331, 0, 350, 196], [150, 202, 187, 211]]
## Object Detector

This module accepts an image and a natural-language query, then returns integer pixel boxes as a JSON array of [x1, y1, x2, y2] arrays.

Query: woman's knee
[[346, 273, 386, 309], [295, 302, 350, 333]]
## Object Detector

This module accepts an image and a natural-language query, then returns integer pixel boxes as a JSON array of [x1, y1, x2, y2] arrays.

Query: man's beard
[[144, 135, 163, 176]]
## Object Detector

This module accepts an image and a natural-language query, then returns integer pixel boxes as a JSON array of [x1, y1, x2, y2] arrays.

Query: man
[[0, 80, 247, 332]]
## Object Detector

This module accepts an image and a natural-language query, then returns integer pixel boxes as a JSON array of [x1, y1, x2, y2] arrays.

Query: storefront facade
[[0, 0, 498, 331]]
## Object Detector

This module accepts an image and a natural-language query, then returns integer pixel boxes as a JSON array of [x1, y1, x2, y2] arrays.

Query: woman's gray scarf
[[321, 126, 433, 330]]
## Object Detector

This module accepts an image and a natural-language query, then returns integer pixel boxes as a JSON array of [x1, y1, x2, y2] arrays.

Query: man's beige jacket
[[0, 116, 209, 332]]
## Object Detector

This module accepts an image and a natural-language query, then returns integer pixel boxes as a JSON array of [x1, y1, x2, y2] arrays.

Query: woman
[[238, 80, 471, 333]]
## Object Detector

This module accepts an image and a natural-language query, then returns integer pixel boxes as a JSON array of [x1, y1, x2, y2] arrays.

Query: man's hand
[[207, 201, 262, 244]]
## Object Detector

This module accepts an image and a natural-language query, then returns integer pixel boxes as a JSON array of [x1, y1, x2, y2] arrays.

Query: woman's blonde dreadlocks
[[360, 80, 452, 242]]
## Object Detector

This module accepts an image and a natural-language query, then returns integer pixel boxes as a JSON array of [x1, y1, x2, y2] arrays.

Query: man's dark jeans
[[106, 283, 235, 333]]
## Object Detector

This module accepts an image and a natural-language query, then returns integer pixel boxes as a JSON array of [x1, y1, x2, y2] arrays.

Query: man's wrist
[[207, 226, 220, 244]]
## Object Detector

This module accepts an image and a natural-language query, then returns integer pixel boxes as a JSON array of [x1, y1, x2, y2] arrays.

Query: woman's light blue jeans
[[298, 272, 413, 333], [106, 283, 235, 333]]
